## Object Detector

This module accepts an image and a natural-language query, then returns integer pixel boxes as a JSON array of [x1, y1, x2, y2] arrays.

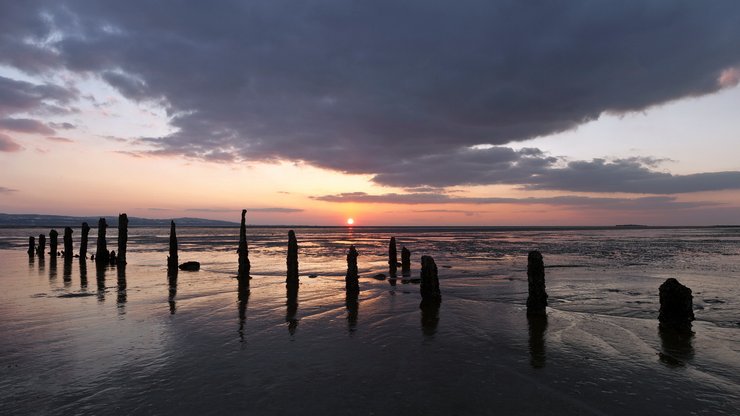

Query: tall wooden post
[[117, 213, 128, 266], [287, 230, 299, 285]]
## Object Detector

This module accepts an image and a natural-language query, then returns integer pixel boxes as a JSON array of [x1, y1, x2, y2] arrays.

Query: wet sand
[[1, 226, 739, 415]]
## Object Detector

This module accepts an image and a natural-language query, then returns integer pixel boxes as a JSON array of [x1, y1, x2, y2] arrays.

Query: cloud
[[1, 1, 739, 188], [0, 186, 18, 193], [366, 147, 740, 194], [519, 158, 740, 194], [249, 208, 304, 213], [49, 122, 76, 130], [0, 133, 22, 152], [186, 207, 303, 213], [45, 136, 74, 143], [0, 76, 77, 116], [0, 118, 55, 134], [313, 192, 718, 211]]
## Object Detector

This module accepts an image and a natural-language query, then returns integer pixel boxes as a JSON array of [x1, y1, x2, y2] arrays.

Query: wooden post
[[167, 220, 178, 274], [420, 255, 441, 306], [49, 229, 59, 258], [117, 213, 128, 266], [401, 246, 411, 276], [63, 227, 73, 261], [237, 210, 250, 281], [659, 278, 695, 331], [27, 236, 35, 256], [345, 245, 359, 293], [287, 230, 299, 285], [526, 251, 547, 316], [80, 222, 90, 259], [36, 234, 45, 256], [95, 218, 109, 265], [389, 237, 398, 277]]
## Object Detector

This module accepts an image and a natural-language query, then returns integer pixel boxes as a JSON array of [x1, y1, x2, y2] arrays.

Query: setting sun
[[346, 218, 354, 225]]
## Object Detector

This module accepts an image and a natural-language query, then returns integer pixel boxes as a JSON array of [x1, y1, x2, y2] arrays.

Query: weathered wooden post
[[287, 230, 299, 285], [117, 213, 128, 266], [420, 255, 441, 306], [80, 222, 90, 259], [401, 246, 411, 276], [49, 229, 59, 258], [345, 245, 359, 292], [36, 234, 45, 256], [526, 251, 548, 316], [167, 221, 178, 275], [237, 210, 250, 282], [389, 237, 398, 277], [95, 218, 109, 265], [63, 227, 73, 261], [659, 278, 695, 331], [27, 236, 35, 256]]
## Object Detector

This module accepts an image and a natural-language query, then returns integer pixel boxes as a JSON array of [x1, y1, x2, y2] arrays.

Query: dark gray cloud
[[313, 192, 717, 211], [520, 158, 740, 194], [368, 148, 740, 193], [0, 133, 22, 152], [0, 76, 76, 116], [0, 118, 55, 135], [2, 2, 740, 192]]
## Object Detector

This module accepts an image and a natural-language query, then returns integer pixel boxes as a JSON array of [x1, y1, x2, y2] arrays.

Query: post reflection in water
[[168, 270, 178, 315], [286, 283, 299, 335], [48, 256, 57, 281], [38, 254, 45, 276], [420, 302, 440, 336], [345, 290, 359, 333], [117, 264, 127, 312], [659, 328, 694, 367], [79, 260, 88, 290], [63, 257, 73, 287], [237, 283, 250, 343], [527, 315, 548, 369], [28, 253, 34, 269], [96, 264, 106, 302]]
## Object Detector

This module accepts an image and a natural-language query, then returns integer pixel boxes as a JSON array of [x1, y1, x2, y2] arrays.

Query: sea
[[0, 226, 739, 415]]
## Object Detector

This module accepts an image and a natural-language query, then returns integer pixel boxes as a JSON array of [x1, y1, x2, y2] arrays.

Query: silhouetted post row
[[63, 227, 73, 260], [526, 251, 547, 316]]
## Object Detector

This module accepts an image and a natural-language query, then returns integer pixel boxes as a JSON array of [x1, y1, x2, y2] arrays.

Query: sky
[[1, 1, 739, 226]]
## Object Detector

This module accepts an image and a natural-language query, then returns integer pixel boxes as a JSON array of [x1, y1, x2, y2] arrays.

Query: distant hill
[[0, 213, 238, 227]]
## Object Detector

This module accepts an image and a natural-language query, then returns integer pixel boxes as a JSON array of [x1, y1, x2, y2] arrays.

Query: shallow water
[[1, 226, 739, 415]]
